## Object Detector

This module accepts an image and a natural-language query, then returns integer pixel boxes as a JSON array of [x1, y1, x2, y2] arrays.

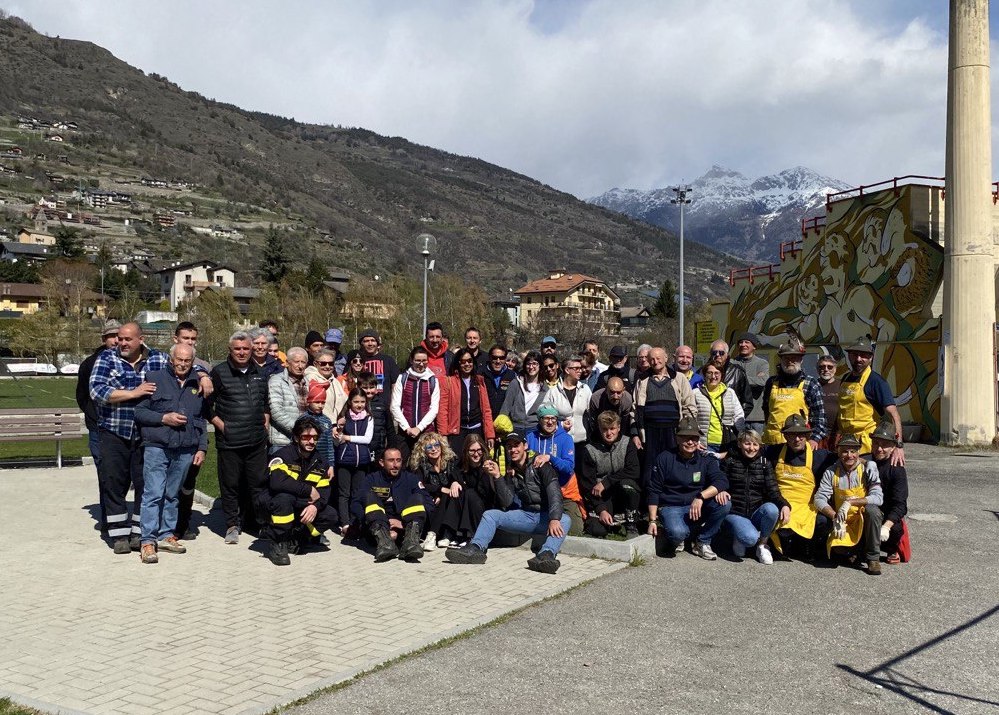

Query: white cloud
[[5, 0, 988, 197]]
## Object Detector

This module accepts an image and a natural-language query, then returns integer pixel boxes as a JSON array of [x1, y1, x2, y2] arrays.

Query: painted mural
[[724, 184, 944, 440]]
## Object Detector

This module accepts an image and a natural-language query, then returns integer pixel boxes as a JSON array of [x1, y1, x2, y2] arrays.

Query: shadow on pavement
[[837, 604, 999, 714]]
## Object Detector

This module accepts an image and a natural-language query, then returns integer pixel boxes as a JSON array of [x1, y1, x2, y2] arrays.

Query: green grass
[[0, 697, 42, 715], [0, 377, 78, 409]]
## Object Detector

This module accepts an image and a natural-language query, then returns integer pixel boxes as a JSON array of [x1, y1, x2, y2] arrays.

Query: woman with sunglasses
[[541, 356, 561, 388], [423, 434, 495, 550], [408, 431, 457, 548], [338, 351, 367, 394], [499, 349, 548, 435], [436, 347, 496, 456], [304, 348, 348, 424]]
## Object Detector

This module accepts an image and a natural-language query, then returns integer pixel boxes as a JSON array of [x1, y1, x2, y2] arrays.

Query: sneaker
[[866, 559, 882, 576], [756, 543, 774, 565], [157, 537, 187, 554], [268, 541, 291, 566], [319, 534, 331, 547], [886, 552, 901, 565], [129, 534, 141, 551], [224, 526, 240, 545], [421, 531, 438, 552], [674, 541, 686, 554], [113, 538, 131, 555], [445, 543, 487, 564], [527, 550, 561, 574], [140, 544, 158, 564], [181, 529, 198, 541], [436, 537, 452, 549], [732, 537, 747, 559], [691, 542, 717, 560]]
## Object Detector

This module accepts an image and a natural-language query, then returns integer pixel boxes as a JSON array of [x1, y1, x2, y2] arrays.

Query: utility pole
[[417, 233, 435, 334], [941, 0, 996, 445], [671, 185, 691, 345]]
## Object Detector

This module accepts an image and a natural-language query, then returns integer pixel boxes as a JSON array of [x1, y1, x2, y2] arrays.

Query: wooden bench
[[0, 408, 84, 468]]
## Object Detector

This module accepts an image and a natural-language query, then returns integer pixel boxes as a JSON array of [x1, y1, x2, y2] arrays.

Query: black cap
[[736, 332, 760, 348], [504, 432, 527, 444], [609, 345, 627, 358], [359, 329, 380, 342]]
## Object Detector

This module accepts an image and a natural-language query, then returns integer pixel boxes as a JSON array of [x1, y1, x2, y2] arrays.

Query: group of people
[[76, 319, 910, 576]]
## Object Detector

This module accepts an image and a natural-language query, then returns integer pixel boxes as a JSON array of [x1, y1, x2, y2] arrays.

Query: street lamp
[[417, 233, 436, 333], [671, 185, 691, 345]]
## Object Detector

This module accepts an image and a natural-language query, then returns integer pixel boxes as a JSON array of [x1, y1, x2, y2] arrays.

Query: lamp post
[[671, 185, 691, 344], [417, 233, 436, 334]]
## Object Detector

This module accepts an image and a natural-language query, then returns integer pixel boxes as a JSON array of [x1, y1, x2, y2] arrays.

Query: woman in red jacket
[[436, 348, 496, 455]]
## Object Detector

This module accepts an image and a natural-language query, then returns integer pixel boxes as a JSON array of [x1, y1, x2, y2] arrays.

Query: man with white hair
[[210, 331, 271, 544]]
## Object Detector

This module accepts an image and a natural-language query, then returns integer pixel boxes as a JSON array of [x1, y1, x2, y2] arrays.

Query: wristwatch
[[895, 439, 904, 448]]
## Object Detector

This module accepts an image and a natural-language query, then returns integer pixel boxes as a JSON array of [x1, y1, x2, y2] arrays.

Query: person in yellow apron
[[837, 338, 905, 466], [765, 414, 835, 560], [761, 338, 828, 447], [814, 433, 885, 575]]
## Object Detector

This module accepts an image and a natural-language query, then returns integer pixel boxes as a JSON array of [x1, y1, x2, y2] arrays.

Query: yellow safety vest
[[771, 444, 818, 553], [763, 380, 807, 445], [838, 367, 876, 453], [826, 463, 868, 556]]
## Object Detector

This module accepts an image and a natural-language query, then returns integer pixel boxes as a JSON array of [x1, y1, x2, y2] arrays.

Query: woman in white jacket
[[694, 362, 745, 457], [542, 355, 592, 445]]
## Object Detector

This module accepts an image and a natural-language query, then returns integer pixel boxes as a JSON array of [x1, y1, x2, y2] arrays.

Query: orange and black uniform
[[266, 444, 339, 542], [352, 468, 432, 532]]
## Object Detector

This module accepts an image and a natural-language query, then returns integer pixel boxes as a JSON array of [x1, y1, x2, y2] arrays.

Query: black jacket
[[722, 451, 789, 518], [209, 359, 269, 449], [596, 363, 636, 392], [76, 346, 107, 429], [479, 364, 517, 416], [494, 460, 563, 522], [268, 443, 332, 512], [875, 458, 909, 525], [416, 460, 459, 498], [721, 360, 752, 414]]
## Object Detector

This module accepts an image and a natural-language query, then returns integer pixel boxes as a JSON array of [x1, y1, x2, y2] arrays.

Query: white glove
[[880, 524, 890, 542], [833, 518, 847, 539], [837, 500, 852, 521]]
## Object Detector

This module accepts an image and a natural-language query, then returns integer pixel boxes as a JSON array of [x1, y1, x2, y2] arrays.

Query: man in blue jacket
[[134, 343, 208, 564], [647, 416, 731, 560]]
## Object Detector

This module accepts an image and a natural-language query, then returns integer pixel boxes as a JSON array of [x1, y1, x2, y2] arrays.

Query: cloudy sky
[[5, 1, 995, 198]]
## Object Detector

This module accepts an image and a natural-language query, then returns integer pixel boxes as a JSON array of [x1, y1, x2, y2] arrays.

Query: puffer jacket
[[209, 359, 269, 449], [542, 381, 592, 443], [494, 460, 563, 522], [721, 451, 789, 518], [268, 369, 307, 448], [693, 384, 745, 448]]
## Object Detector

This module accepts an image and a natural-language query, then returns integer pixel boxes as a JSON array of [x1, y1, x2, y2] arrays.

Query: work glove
[[833, 517, 847, 539], [880, 524, 891, 542], [837, 501, 852, 522]]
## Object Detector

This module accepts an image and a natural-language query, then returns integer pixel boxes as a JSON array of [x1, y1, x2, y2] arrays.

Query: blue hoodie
[[527, 425, 575, 486]]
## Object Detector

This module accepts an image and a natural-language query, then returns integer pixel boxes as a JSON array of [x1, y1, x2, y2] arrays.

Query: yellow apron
[[762, 381, 807, 445], [838, 367, 876, 453], [771, 445, 818, 553], [826, 464, 867, 556]]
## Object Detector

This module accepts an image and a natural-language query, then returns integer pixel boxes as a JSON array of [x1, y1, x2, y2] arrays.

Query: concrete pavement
[[0, 465, 623, 715]]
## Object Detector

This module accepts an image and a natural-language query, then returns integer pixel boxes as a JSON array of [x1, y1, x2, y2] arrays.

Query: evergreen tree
[[304, 256, 328, 293], [259, 225, 290, 284], [651, 279, 679, 320], [54, 226, 84, 259]]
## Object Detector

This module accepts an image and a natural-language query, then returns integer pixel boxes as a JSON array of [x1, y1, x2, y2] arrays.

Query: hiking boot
[[624, 510, 639, 536], [691, 542, 718, 560], [268, 541, 291, 566], [527, 550, 561, 574], [373, 526, 400, 562], [421, 530, 438, 552], [445, 543, 487, 564], [224, 526, 240, 545], [399, 521, 424, 561], [319, 534, 331, 547], [113, 538, 131, 555], [157, 537, 187, 554], [866, 559, 882, 576], [129, 534, 141, 551], [140, 544, 158, 564]]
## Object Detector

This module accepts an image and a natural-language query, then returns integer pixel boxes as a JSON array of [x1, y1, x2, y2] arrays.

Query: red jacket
[[436, 374, 495, 439], [421, 338, 452, 380]]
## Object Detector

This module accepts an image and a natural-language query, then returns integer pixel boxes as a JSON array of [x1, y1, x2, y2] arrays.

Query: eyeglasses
[[565, 365, 582, 371], [467, 447, 484, 454], [424, 442, 442, 452], [818, 364, 836, 370], [540, 416, 558, 421], [316, 361, 334, 367]]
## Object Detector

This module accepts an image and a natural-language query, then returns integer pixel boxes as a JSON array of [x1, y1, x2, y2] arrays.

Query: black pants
[[776, 514, 831, 560], [583, 478, 643, 537], [97, 429, 144, 541], [174, 461, 200, 537], [336, 464, 368, 529], [267, 493, 339, 542], [217, 441, 268, 531], [446, 427, 483, 456], [882, 517, 905, 554]]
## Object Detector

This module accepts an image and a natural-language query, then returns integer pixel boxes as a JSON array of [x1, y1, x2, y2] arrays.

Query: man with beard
[[869, 417, 910, 565], [731, 332, 770, 434], [761, 338, 826, 448], [814, 354, 840, 449], [421, 321, 453, 380], [837, 338, 904, 465]]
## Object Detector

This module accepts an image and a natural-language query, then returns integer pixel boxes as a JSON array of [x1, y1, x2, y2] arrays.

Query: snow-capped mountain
[[590, 166, 851, 262]]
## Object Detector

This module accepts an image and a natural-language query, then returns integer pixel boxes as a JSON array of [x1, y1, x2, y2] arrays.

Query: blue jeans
[[725, 502, 780, 548], [659, 500, 731, 545], [140, 446, 196, 544], [472, 509, 572, 556]]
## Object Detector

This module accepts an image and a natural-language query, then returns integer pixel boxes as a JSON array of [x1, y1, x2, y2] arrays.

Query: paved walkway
[[0, 466, 624, 715]]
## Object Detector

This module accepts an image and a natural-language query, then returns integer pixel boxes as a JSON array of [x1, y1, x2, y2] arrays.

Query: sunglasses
[[710, 350, 726, 357], [298, 434, 318, 441], [459, 358, 474, 364], [424, 442, 442, 452], [490, 355, 506, 361], [351, 357, 364, 363], [316, 361, 334, 367]]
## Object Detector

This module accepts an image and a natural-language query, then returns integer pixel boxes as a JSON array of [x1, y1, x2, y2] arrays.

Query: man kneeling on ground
[[265, 416, 340, 566], [576, 411, 642, 536], [353, 447, 432, 562], [446, 431, 571, 574], [647, 416, 731, 560]]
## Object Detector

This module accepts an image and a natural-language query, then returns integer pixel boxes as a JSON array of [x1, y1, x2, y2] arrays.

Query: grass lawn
[[0, 377, 78, 409], [0, 697, 42, 715]]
